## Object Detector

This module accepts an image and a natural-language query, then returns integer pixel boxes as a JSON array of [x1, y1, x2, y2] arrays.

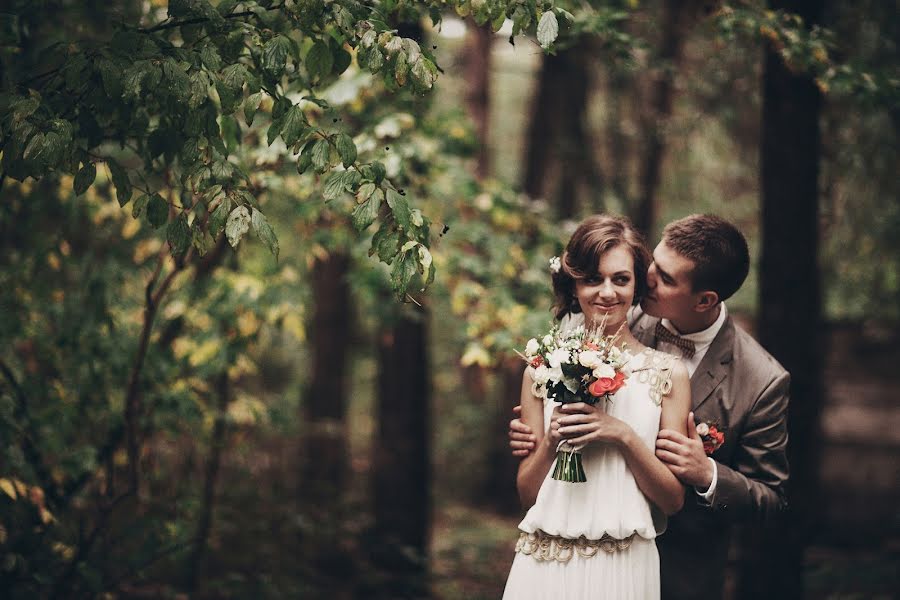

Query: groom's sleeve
[[710, 370, 790, 522]]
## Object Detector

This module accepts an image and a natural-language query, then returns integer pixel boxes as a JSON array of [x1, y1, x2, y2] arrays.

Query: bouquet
[[520, 317, 632, 482]]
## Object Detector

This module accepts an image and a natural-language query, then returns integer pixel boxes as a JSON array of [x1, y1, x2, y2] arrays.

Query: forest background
[[0, 0, 897, 598]]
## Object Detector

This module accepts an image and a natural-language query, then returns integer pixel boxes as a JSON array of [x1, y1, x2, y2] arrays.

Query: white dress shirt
[[629, 303, 729, 501]]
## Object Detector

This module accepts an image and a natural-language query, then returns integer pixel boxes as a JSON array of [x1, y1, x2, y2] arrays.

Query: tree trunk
[[187, 371, 229, 594], [747, 1, 825, 598], [303, 252, 352, 505], [464, 22, 493, 180], [633, 0, 692, 236], [481, 357, 525, 513], [372, 305, 430, 598], [521, 42, 598, 217]]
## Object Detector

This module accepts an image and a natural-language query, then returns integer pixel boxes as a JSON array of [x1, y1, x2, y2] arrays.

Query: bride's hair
[[551, 215, 651, 320]]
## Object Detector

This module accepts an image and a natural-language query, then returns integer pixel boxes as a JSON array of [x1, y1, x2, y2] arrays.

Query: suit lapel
[[690, 316, 735, 411]]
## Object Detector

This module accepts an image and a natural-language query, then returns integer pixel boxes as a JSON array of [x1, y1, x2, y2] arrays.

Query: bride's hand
[[547, 406, 566, 448], [557, 402, 630, 447]]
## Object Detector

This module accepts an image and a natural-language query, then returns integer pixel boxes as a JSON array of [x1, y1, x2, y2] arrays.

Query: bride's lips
[[593, 303, 620, 310]]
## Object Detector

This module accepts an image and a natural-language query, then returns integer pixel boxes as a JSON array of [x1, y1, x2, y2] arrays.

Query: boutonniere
[[696, 421, 725, 455]]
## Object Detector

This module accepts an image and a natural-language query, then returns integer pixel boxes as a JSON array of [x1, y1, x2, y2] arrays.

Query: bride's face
[[574, 244, 636, 332]]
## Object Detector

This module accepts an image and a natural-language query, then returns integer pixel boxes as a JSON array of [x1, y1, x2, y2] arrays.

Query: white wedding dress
[[502, 345, 675, 600]]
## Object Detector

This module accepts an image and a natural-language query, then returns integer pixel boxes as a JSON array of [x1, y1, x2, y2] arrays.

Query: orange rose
[[589, 371, 627, 397], [530, 356, 544, 368]]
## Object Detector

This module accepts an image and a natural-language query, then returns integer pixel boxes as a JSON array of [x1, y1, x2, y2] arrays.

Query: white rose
[[696, 422, 710, 436], [592, 363, 615, 379], [542, 334, 554, 347], [578, 350, 602, 369], [548, 348, 570, 369], [525, 338, 540, 357], [532, 364, 551, 385], [546, 366, 563, 383]]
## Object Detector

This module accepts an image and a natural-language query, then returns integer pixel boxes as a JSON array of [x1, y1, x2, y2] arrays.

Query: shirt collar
[[661, 303, 728, 347]]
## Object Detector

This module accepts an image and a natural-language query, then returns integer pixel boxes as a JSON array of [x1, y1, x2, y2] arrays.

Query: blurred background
[[1, 0, 897, 598]]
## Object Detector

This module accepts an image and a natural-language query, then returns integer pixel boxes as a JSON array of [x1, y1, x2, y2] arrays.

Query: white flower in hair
[[549, 256, 561, 273]]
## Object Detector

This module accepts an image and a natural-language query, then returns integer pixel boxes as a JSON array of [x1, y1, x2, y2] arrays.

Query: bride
[[503, 215, 691, 600]]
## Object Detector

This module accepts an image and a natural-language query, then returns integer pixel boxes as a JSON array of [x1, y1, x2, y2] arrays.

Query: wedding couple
[[502, 214, 790, 599]]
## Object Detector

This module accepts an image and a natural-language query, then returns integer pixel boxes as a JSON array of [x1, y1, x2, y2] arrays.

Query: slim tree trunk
[[634, 0, 693, 236], [481, 357, 524, 513], [372, 305, 431, 598], [749, 1, 825, 598], [464, 22, 493, 180], [304, 252, 352, 504], [522, 42, 597, 218], [187, 371, 229, 594]]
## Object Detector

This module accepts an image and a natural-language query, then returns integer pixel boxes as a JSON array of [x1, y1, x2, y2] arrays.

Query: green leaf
[[200, 45, 222, 71], [262, 35, 292, 77], [391, 250, 419, 296], [167, 213, 191, 256], [386, 188, 411, 231], [244, 91, 263, 126], [305, 41, 333, 81], [335, 133, 357, 167], [107, 160, 132, 207], [371, 161, 386, 183], [280, 105, 308, 147], [191, 218, 214, 256], [73, 162, 96, 196], [537, 11, 559, 49], [251, 208, 279, 260], [333, 47, 352, 75], [351, 193, 381, 231], [225, 205, 251, 248], [147, 193, 169, 228], [131, 194, 148, 218], [267, 114, 285, 146], [296, 140, 314, 174], [322, 171, 347, 200], [22, 132, 45, 161], [221, 63, 249, 92], [209, 196, 232, 236], [311, 137, 331, 172]]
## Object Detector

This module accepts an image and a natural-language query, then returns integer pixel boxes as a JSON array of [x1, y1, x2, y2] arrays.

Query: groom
[[508, 214, 789, 600]]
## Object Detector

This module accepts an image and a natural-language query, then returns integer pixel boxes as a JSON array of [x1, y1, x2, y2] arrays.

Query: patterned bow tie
[[655, 321, 696, 359]]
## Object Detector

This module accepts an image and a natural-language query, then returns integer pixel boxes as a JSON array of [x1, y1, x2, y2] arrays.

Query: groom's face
[[641, 241, 698, 322]]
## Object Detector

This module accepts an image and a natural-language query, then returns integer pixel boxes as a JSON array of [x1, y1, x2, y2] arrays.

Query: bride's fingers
[[559, 423, 595, 436]]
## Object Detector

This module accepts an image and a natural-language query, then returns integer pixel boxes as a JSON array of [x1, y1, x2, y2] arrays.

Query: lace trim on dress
[[630, 349, 676, 406], [515, 530, 636, 562]]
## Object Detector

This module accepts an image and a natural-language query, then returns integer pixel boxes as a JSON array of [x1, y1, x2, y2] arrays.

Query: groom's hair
[[662, 214, 750, 302]]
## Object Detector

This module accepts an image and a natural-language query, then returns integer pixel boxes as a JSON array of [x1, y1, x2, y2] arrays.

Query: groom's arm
[[711, 370, 790, 521]]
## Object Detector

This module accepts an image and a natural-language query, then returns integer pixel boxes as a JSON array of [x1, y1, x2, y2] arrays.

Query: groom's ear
[[694, 291, 719, 313]]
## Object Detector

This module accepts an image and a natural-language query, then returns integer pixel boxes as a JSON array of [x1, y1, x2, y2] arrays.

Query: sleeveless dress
[[502, 346, 676, 600]]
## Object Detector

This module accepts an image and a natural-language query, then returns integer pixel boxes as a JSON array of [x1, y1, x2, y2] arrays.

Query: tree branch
[[138, 4, 284, 34], [0, 360, 59, 504]]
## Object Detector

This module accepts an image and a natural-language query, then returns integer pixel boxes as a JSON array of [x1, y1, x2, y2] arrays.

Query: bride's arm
[[557, 361, 691, 515], [515, 368, 560, 508], [618, 361, 691, 515]]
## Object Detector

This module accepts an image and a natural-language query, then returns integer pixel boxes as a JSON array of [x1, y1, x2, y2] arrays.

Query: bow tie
[[655, 322, 696, 359]]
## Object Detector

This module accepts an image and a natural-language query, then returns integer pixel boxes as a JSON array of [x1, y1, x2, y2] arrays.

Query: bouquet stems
[[552, 448, 587, 483]]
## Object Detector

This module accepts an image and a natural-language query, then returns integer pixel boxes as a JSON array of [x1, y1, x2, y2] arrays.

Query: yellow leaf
[[12, 479, 27, 497], [0, 478, 16, 500], [461, 343, 492, 368], [39, 507, 54, 524]]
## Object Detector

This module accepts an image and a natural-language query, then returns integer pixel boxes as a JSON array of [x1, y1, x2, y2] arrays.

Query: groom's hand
[[509, 405, 536, 457], [655, 411, 713, 489]]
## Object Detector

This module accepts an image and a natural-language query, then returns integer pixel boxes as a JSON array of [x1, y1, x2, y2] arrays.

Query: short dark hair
[[552, 215, 651, 319], [662, 214, 750, 302]]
